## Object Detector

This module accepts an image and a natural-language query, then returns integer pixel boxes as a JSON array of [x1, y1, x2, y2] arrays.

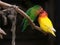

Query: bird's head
[[38, 7, 48, 18]]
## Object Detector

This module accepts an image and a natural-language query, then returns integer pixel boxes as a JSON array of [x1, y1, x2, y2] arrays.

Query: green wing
[[21, 5, 41, 32]]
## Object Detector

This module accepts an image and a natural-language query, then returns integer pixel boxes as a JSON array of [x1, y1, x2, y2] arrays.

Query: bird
[[38, 8, 56, 37], [21, 5, 41, 32]]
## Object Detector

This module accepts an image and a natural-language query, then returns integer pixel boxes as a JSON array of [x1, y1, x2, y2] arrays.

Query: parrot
[[38, 8, 56, 37], [21, 5, 41, 32]]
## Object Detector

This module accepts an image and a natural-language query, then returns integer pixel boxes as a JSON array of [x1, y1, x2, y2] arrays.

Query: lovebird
[[38, 8, 56, 37], [21, 5, 41, 32]]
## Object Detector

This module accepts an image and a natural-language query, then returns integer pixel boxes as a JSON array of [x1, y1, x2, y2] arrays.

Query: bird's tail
[[50, 30, 56, 37], [21, 18, 28, 32], [21, 23, 28, 32], [20, 18, 25, 27], [52, 27, 56, 32]]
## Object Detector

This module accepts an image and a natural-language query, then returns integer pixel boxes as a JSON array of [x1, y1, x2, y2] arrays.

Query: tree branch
[[0, 28, 6, 39], [0, 1, 44, 33], [10, 8, 16, 45]]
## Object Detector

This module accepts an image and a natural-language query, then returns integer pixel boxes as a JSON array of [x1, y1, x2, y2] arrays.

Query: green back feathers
[[21, 5, 41, 32], [26, 5, 41, 15]]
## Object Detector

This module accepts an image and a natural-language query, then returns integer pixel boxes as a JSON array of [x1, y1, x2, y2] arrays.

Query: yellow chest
[[38, 17, 53, 32]]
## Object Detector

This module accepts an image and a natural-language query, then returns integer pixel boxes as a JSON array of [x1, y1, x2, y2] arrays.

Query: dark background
[[0, 0, 59, 45]]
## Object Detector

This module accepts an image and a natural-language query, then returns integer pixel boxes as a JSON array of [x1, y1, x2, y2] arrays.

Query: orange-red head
[[38, 7, 48, 18]]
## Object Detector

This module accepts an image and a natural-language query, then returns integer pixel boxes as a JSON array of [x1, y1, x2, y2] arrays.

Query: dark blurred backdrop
[[0, 0, 58, 45]]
